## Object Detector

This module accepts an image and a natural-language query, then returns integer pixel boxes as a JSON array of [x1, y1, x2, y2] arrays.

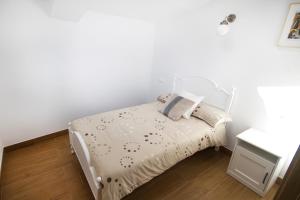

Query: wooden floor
[[0, 133, 279, 200]]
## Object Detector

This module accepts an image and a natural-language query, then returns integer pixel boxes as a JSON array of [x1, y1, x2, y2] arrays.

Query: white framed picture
[[279, 3, 300, 47]]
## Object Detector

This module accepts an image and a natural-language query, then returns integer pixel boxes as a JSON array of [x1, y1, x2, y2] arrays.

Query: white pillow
[[178, 90, 205, 119]]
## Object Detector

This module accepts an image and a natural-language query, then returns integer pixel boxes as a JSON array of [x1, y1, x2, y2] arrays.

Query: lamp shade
[[217, 24, 230, 36]]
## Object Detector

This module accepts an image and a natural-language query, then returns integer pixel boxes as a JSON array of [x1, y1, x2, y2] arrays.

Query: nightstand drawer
[[228, 145, 275, 192]]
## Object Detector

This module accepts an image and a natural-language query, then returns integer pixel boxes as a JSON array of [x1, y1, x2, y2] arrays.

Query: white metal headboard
[[172, 75, 236, 113]]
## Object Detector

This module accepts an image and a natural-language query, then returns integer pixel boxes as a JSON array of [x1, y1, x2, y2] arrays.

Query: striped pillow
[[160, 94, 195, 121]]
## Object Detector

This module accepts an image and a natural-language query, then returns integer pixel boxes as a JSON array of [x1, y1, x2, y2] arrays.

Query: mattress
[[70, 101, 226, 200]]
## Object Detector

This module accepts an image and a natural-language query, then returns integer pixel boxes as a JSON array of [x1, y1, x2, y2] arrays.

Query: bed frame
[[68, 75, 236, 200], [172, 75, 236, 113]]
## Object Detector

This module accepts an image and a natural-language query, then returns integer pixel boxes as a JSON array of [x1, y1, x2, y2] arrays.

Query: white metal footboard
[[68, 124, 102, 200]]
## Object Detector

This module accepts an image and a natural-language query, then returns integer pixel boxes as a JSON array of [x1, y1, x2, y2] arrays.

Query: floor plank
[[1, 133, 279, 200]]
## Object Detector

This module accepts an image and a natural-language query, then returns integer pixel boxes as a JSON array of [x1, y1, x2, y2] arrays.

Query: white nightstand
[[227, 128, 287, 196]]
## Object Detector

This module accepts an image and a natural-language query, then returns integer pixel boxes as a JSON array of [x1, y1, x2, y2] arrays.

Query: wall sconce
[[217, 14, 237, 36]]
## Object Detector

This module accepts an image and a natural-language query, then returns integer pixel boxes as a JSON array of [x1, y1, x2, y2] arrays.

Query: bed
[[68, 75, 236, 200]]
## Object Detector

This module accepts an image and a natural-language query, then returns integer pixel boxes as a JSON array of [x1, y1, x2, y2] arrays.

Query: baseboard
[[0, 129, 68, 190], [0, 142, 3, 190], [0, 143, 3, 170], [3, 129, 68, 152], [220, 146, 232, 156]]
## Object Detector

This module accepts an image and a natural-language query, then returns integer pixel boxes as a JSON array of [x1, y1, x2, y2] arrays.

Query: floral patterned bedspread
[[70, 101, 226, 200]]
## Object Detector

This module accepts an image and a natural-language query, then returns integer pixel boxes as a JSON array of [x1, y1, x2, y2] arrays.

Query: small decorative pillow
[[177, 90, 205, 119], [157, 93, 172, 103], [160, 94, 195, 121], [192, 103, 232, 127]]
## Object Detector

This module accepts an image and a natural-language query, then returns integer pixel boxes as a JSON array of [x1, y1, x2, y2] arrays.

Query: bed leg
[[70, 145, 75, 154], [214, 146, 220, 152], [97, 188, 102, 200]]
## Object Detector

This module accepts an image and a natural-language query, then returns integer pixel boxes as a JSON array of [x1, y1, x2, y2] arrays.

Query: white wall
[[150, 0, 300, 177], [0, 0, 155, 146], [1, 0, 299, 178]]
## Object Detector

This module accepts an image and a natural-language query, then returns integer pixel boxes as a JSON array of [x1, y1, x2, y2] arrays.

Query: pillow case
[[177, 90, 205, 119], [160, 94, 195, 121], [192, 103, 232, 127]]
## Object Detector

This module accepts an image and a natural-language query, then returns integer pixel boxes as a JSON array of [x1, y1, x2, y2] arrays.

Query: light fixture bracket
[[220, 20, 229, 25], [217, 14, 237, 36]]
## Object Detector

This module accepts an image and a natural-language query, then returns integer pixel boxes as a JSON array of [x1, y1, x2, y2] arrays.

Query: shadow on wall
[[224, 84, 268, 149], [34, 0, 88, 21], [33, 0, 53, 16]]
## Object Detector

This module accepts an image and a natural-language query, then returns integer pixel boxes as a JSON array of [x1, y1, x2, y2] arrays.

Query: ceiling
[[36, 0, 211, 22]]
